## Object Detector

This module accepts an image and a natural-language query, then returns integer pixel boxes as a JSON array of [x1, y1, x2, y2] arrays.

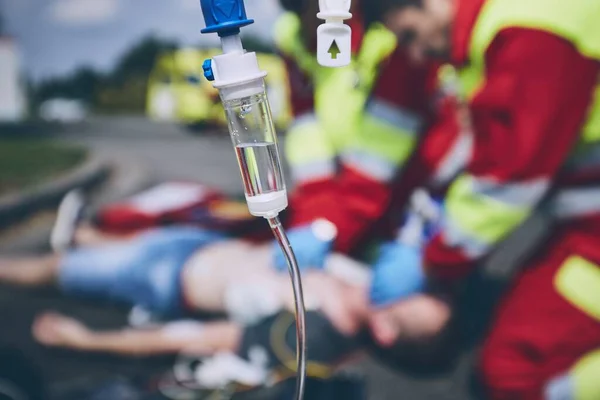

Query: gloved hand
[[370, 242, 426, 307], [273, 222, 335, 272]]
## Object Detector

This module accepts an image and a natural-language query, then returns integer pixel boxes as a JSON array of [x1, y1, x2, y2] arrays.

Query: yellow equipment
[[147, 48, 292, 129]]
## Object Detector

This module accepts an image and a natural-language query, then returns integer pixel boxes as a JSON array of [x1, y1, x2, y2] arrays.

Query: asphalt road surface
[[54, 116, 247, 195], [0, 116, 481, 400]]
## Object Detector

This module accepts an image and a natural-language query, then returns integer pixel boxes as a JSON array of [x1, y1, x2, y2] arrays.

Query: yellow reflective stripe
[[339, 101, 419, 181], [457, 67, 484, 101], [314, 67, 366, 150], [441, 216, 492, 258], [285, 114, 335, 165], [572, 350, 600, 400], [352, 116, 417, 166], [355, 23, 397, 90], [357, 23, 397, 65], [446, 175, 531, 243], [555, 256, 600, 321], [273, 12, 298, 54]]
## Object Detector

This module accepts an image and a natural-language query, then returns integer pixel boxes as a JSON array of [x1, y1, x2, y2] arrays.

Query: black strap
[[238, 311, 362, 378]]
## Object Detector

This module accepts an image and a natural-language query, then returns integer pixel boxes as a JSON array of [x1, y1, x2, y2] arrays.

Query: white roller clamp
[[317, 0, 353, 67]]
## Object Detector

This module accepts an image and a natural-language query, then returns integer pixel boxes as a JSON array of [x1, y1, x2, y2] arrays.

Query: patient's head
[[368, 294, 451, 347]]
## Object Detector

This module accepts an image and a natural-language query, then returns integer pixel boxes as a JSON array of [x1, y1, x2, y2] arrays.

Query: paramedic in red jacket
[[368, 0, 600, 398], [271, 0, 466, 270]]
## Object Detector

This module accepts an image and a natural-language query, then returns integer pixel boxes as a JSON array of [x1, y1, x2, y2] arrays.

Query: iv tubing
[[221, 35, 244, 54], [267, 216, 307, 400]]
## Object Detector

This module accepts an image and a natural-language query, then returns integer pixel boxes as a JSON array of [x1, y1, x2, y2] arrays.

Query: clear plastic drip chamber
[[204, 33, 288, 219], [220, 81, 288, 218]]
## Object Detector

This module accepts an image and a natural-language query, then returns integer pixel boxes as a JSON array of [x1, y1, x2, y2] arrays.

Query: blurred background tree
[[32, 36, 179, 114], [30, 32, 274, 115]]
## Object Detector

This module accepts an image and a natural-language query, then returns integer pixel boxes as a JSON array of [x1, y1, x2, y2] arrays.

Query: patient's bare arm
[[32, 312, 241, 357], [0, 255, 60, 287]]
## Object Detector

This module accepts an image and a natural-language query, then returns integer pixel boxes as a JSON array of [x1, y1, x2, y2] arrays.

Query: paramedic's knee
[[544, 349, 600, 400], [481, 331, 540, 400]]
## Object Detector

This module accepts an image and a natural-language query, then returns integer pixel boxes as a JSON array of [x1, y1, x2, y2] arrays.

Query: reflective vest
[[275, 12, 421, 184], [443, 0, 600, 260], [457, 0, 600, 145]]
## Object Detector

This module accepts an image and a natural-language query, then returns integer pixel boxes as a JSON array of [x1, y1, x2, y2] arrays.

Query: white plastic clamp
[[317, 0, 352, 67]]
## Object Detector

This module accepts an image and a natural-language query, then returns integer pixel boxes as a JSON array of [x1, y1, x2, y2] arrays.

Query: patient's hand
[[283, 272, 366, 337], [33, 312, 90, 348], [369, 294, 451, 347]]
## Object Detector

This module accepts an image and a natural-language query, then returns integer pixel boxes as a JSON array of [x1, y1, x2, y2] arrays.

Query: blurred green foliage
[[34, 67, 103, 107], [32, 34, 274, 114], [33, 36, 178, 114], [0, 139, 86, 195]]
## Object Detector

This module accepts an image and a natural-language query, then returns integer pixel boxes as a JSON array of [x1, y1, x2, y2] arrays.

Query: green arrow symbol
[[328, 39, 341, 59]]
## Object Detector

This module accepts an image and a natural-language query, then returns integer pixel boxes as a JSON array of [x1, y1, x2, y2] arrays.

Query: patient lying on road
[[0, 229, 450, 367]]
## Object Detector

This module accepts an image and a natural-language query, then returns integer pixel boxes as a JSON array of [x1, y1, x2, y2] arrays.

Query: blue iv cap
[[200, 0, 254, 37]]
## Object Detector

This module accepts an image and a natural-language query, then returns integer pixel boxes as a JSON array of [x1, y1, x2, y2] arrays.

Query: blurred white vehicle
[[0, 37, 27, 122], [39, 99, 88, 123]]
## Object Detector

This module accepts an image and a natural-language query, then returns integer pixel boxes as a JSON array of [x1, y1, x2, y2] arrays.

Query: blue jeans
[[58, 227, 223, 316]]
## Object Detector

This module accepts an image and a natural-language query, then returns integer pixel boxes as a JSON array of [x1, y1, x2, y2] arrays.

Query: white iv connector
[[317, 0, 352, 67]]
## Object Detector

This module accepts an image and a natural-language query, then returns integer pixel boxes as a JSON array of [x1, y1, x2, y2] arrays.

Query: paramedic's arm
[[424, 29, 600, 279], [290, 49, 437, 252]]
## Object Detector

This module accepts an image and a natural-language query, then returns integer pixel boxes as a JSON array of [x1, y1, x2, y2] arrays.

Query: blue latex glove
[[370, 242, 426, 307], [273, 225, 333, 272]]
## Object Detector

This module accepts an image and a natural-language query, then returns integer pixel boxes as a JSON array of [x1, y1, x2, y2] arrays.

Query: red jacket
[[422, 0, 600, 279]]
